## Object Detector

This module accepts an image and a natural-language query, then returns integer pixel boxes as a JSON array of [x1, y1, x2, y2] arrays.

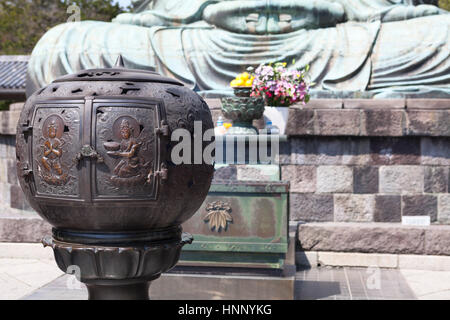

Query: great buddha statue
[[27, 0, 450, 98]]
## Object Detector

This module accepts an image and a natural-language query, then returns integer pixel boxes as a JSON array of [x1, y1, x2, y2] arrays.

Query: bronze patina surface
[[16, 58, 214, 299], [27, 1, 450, 98]]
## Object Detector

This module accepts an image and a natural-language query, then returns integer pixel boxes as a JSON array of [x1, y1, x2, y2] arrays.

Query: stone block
[[289, 193, 334, 222], [213, 164, 237, 180], [379, 166, 424, 194], [317, 252, 398, 268], [370, 137, 421, 165], [1, 135, 15, 160], [236, 165, 280, 181], [277, 140, 291, 165], [0, 136, 7, 158], [285, 108, 315, 135], [0, 159, 7, 183], [361, 109, 404, 136], [353, 166, 379, 194], [295, 251, 318, 268], [424, 166, 448, 193], [289, 139, 307, 164], [317, 166, 353, 193], [315, 109, 361, 136], [9, 184, 27, 210], [6, 158, 18, 185], [339, 138, 371, 165], [299, 99, 343, 109], [151, 272, 295, 300], [8, 102, 24, 111], [424, 226, 450, 255], [399, 254, 450, 271], [281, 165, 316, 193], [421, 137, 450, 166], [438, 195, 450, 224], [402, 195, 437, 222], [406, 99, 450, 110], [0, 243, 53, 260], [0, 110, 21, 135], [374, 195, 401, 222], [289, 137, 370, 165], [298, 222, 426, 255], [0, 135, 15, 160], [407, 110, 450, 136], [334, 194, 375, 222], [0, 182, 11, 207], [344, 99, 405, 110], [0, 216, 51, 242]]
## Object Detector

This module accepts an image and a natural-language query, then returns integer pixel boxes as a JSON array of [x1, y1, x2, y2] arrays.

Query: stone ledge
[[287, 107, 450, 137], [0, 242, 53, 260], [0, 110, 20, 135], [296, 250, 450, 271], [3, 100, 449, 137], [298, 222, 450, 256], [0, 213, 51, 243]]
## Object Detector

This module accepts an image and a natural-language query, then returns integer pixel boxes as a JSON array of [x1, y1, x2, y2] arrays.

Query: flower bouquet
[[250, 62, 311, 106], [249, 62, 312, 134]]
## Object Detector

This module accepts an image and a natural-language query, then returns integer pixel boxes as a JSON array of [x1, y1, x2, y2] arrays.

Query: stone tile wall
[[282, 137, 449, 224], [280, 99, 449, 224], [1, 100, 449, 226]]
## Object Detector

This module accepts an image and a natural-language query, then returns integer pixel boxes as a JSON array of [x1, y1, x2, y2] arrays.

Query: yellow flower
[[245, 79, 253, 86], [241, 72, 250, 80]]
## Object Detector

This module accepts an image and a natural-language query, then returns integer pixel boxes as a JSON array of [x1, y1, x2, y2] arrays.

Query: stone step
[[9, 102, 24, 112], [298, 222, 450, 256], [0, 110, 20, 135], [0, 212, 50, 243]]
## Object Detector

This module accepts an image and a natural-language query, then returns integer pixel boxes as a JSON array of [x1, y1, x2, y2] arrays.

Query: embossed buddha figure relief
[[42, 120, 63, 175], [104, 117, 149, 186], [109, 119, 142, 178], [39, 115, 68, 185], [28, 0, 450, 98]]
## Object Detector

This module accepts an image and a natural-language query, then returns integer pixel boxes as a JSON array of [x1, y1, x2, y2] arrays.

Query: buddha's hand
[[203, 0, 345, 34], [380, 4, 445, 23], [112, 10, 168, 27]]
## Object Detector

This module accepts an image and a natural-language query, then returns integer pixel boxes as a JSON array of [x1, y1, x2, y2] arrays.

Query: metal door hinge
[[154, 120, 169, 136], [155, 168, 168, 180], [21, 122, 33, 134], [22, 164, 33, 178], [74, 145, 104, 164]]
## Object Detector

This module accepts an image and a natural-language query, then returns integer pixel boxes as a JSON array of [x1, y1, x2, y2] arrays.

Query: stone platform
[[22, 267, 428, 300], [298, 222, 450, 256], [1, 243, 449, 300], [1, 99, 449, 260]]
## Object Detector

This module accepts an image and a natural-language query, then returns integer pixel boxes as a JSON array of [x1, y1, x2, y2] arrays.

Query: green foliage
[[0, 100, 13, 111], [0, 0, 124, 55], [439, 0, 450, 11]]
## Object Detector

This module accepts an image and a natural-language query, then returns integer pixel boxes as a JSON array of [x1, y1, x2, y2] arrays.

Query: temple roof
[[0, 55, 29, 100]]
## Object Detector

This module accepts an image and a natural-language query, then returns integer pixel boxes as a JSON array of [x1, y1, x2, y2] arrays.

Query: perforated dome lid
[[52, 55, 182, 86]]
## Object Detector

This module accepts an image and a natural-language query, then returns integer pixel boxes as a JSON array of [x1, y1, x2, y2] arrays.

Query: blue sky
[[113, 0, 132, 8]]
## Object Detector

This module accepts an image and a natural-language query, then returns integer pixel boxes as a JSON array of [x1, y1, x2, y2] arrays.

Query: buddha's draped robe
[[27, 0, 450, 98]]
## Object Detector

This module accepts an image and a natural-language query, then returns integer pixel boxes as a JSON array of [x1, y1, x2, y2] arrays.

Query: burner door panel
[[92, 100, 162, 201], [31, 104, 83, 199]]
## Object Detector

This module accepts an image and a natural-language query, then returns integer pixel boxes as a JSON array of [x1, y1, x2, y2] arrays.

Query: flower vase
[[220, 87, 265, 135], [263, 106, 290, 134]]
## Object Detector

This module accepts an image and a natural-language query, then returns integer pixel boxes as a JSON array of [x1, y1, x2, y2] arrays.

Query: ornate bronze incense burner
[[16, 57, 214, 299]]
